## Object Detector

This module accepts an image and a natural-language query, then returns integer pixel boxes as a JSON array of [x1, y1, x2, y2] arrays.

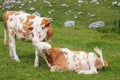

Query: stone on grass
[[88, 21, 105, 28], [32, 12, 41, 16], [64, 21, 75, 27]]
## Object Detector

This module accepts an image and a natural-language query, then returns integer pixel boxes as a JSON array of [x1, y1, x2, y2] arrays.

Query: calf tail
[[3, 13, 8, 45], [4, 29, 8, 45], [94, 47, 105, 66]]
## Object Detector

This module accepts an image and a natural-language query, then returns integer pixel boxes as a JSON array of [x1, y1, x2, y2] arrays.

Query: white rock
[[91, 0, 98, 3], [20, 10, 26, 13], [16, 1, 21, 4], [117, 2, 120, 6], [61, 4, 68, 7], [33, 0, 37, 2], [4, 0, 16, 3], [29, 7, 35, 11], [64, 21, 75, 27], [78, 0, 83, 3], [32, 12, 41, 16], [48, 10, 54, 14], [112, 1, 120, 7], [112, 1, 118, 5], [43, 1, 52, 7], [43, 1, 51, 5], [78, 11, 83, 15], [28, 1, 32, 4], [88, 21, 105, 28]]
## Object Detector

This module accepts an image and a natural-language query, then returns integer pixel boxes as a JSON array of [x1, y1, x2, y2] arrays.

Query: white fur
[[4, 11, 50, 67], [61, 49, 98, 74], [33, 42, 52, 67], [32, 41, 104, 74]]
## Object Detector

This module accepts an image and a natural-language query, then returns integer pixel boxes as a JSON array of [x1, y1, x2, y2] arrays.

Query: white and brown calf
[[33, 42, 108, 74], [3, 11, 53, 67]]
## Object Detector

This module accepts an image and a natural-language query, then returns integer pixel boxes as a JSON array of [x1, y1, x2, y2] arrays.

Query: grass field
[[0, 0, 120, 80]]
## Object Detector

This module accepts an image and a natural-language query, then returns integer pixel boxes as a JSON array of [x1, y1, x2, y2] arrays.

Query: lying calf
[[33, 42, 108, 74]]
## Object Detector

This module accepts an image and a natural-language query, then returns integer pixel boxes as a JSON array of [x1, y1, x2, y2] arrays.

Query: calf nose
[[32, 40, 38, 45]]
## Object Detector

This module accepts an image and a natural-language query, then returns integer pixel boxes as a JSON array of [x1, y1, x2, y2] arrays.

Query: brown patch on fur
[[72, 51, 81, 61], [19, 18, 24, 23], [18, 29, 23, 33], [9, 18, 12, 22], [22, 15, 35, 37], [3, 11, 17, 31], [23, 15, 35, 28], [45, 48, 68, 71], [95, 58, 104, 71], [41, 19, 50, 29], [73, 54, 77, 61], [41, 18, 53, 42]]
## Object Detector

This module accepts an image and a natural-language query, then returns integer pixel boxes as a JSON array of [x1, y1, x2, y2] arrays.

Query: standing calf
[[3, 11, 53, 67], [33, 42, 108, 74]]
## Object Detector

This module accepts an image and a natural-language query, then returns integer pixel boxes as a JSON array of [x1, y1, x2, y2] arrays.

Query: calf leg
[[50, 65, 68, 72], [34, 50, 39, 67], [77, 69, 98, 74], [4, 29, 7, 45], [34, 49, 52, 67], [8, 33, 20, 62], [50, 65, 63, 72]]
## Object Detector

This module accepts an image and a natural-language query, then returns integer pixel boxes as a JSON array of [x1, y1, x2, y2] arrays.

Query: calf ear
[[104, 60, 108, 67], [41, 19, 50, 29], [45, 23, 50, 27]]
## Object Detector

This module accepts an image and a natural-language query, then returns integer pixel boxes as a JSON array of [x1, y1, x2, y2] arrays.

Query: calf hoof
[[12, 58, 20, 62], [34, 63, 39, 67], [11, 57, 20, 62]]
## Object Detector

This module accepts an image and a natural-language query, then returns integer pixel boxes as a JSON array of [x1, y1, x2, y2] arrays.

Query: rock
[[48, 10, 54, 14], [112, 1, 120, 7], [29, 7, 35, 11], [61, 4, 68, 7], [88, 21, 105, 28], [64, 21, 75, 27], [78, 0, 83, 3], [32, 12, 41, 16]]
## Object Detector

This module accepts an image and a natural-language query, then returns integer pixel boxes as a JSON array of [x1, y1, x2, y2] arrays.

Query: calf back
[[3, 11, 53, 42]]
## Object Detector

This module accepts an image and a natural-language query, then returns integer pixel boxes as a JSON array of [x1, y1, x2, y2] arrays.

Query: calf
[[33, 42, 108, 74], [3, 11, 53, 67]]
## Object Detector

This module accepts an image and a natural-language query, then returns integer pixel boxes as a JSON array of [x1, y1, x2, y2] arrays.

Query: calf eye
[[39, 35, 41, 38]]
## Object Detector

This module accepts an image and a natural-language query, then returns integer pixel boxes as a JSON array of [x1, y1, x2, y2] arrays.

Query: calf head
[[32, 18, 53, 44], [33, 42, 52, 52], [95, 58, 108, 71], [94, 47, 108, 71]]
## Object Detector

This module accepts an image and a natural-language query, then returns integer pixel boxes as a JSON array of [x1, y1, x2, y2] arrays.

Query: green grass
[[0, 0, 120, 80]]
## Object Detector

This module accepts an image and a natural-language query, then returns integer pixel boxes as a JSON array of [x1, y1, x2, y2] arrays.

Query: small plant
[[96, 19, 120, 34], [113, 19, 120, 34]]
